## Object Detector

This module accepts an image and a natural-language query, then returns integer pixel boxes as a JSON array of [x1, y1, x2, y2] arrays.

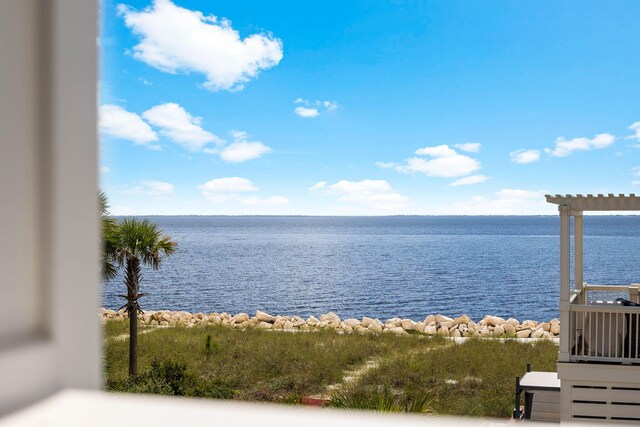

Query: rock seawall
[[100, 308, 560, 338]]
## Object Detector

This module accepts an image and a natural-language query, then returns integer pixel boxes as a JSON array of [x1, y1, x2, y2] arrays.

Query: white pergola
[[545, 194, 640, 362]]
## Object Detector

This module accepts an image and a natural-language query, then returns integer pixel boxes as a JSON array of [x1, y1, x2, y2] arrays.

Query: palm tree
[[99, 191, 118, 281], [114, 218, 177, 377]]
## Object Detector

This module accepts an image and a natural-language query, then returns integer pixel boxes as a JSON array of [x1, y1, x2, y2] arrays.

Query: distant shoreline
[[112, 215, 563, 219]]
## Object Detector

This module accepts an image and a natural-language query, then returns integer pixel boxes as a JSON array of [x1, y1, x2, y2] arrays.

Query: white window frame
[[0, 0, 100, 415]]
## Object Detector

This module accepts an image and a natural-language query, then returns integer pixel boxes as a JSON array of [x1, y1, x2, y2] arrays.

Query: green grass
[[103, 318, 130, 337], [341, 338, 558, 418], [104, 323, 440, 402], [103, 321, 557, 418]]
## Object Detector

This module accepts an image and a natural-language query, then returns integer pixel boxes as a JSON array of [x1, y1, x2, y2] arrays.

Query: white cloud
[[198, 177, 258, 197], [138, 77, 152, 85], [454, 143, 481, 153], [123, 180, 175, 196], [118, 0, 283, 91], [294, 106, 320, 118], [626, 121, 640, 142], [142, 103, 223, 151], [294, 99, 338, 117], [310, 179, 409, 210], [632, 166, 640, 176], [219, 131, 271, 163], [99, 104, 158, 144], [100, 166, 111, 173], [510, 149, 541, 164], [308, 181, 327, 191], [544, 133, 615, 157], [239, 196, 289, 206], [415, 145, 457, 157], [323, 101, 339, 111], [375, 162, 398, 169], [395, 145, 481, 178], [220, 142, 271, 163], [436, 189, 552, 215], [198, 177, 287, 205], [449, 175, 487, 187]]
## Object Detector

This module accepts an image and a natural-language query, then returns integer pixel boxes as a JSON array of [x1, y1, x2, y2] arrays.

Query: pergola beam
[[546, 194, 640, 211]]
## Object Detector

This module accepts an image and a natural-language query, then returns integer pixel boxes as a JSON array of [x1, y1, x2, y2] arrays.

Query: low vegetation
[[103, 321, 557, 418], [338, 338, 557, 417]]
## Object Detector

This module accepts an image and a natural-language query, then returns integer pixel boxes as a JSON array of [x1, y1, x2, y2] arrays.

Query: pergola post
[[559, 204, 571, 362], [574, 211, 584, 299]]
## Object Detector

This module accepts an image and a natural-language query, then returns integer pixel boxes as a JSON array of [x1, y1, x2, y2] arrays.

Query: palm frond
[[113, 218, 177, 269]]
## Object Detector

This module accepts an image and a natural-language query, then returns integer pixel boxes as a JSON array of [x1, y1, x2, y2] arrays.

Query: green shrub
[[330, 387, 433, 413], [205, 334, 220, 354], [106, 358, 235, 399]]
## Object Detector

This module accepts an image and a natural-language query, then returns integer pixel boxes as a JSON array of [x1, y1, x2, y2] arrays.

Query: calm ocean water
[[103, 216, 640, 322]]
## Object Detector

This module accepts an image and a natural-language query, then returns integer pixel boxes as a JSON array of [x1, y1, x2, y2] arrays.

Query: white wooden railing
[[568, 284, 640, 364]]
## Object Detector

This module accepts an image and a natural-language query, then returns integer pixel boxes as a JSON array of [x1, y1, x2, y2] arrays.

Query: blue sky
[[100, 0, 640, 215]]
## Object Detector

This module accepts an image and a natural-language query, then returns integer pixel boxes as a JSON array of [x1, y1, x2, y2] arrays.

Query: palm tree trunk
[[125, 256, 142, 377], [129, 299, 138, 377]]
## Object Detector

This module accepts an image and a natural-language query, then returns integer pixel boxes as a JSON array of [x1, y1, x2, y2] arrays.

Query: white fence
[[568, 284, 640, 364]]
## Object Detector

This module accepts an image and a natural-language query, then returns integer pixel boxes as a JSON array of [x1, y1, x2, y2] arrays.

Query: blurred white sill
[[0, 389, 522, 427]]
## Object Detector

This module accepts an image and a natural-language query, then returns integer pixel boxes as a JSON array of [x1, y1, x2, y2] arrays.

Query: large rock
[[320, 312, 340, 323], [450, 329, 461, 338], [342, 319, 361, 328], [531, 328, 545, 339], [503, 323, 516, 337], [400, 319, 417, 331], [361, 317, 377, 328], [521, 320, 538, 329], [550, 323, 560, 335], [367, 323, 383, 333], [283, 321, 294, 330], [440, 320, 454, 329], [256, 310, 275, 322], [542, 331, 555, 339], [424, 315, 436, 324], [482, 315, 505, 327], [493, 325, 505, 336], [516, 329, 531, 338], [505, 318, 520, 327], [291, 316, 306, 327], [257, 321, 273, 329], [435, 314, 453, 324], [424, 325, 437, 335], [453, 314, 472, 325], [539, 322, 550, 332], [414, 322, 427, 333], [386, 317, 402, 327], [233, 313, 249, 323]]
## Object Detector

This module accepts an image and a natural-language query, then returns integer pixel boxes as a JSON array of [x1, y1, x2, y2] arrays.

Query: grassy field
[[103, 321, 557, 418]]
